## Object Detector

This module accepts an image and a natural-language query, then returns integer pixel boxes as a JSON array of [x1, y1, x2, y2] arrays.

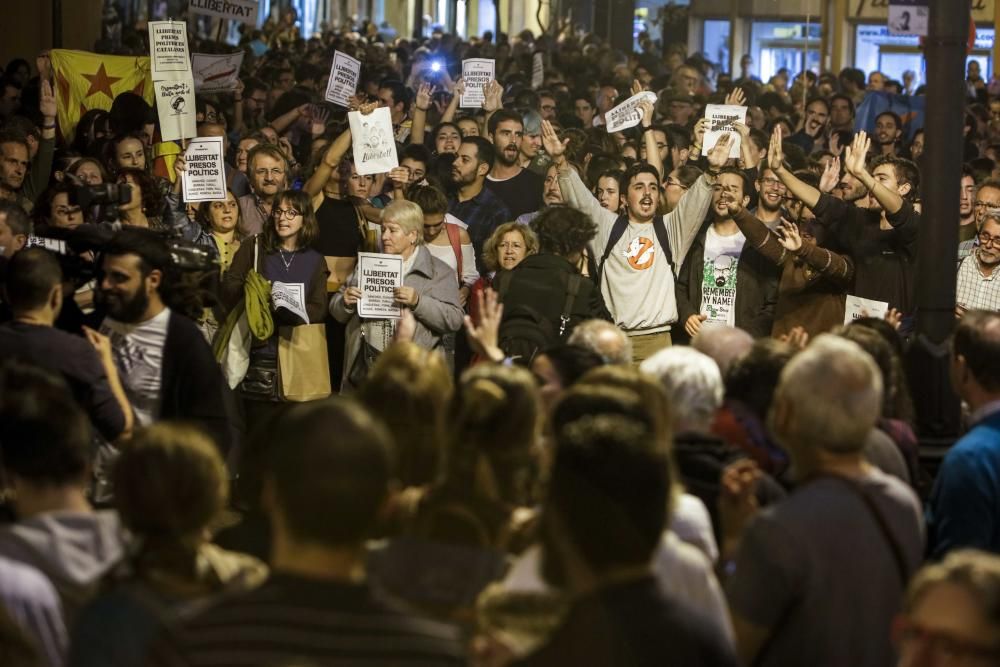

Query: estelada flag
[[50, 49, 154, 141]]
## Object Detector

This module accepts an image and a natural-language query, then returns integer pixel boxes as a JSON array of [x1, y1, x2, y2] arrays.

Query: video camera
[[75, 182, 133, 225]]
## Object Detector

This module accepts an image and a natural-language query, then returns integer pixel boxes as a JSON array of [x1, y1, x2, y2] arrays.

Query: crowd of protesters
[[0, 7, 999, 666]]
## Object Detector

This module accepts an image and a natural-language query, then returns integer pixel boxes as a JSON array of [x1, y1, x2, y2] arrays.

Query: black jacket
[[161, 311, 235, 455], [497, 254, 612, 335], [675, 220, 780, 341]]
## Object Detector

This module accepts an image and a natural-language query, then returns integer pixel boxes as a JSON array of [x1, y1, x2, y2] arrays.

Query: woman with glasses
[[221, 189, 330, 428]]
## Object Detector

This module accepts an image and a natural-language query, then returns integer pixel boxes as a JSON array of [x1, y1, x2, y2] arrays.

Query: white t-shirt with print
[[700, 225, 746, 327], [101, 308, 171, 427]]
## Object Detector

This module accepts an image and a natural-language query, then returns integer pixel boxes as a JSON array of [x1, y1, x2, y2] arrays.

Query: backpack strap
[[651, 216, 673, 269], [597, 216, 631, 280], [559, 274, 583, 336], [444, 221, 463, 281]]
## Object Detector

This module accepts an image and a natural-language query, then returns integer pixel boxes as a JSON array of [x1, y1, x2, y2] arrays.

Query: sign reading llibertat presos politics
[[187, 0, 258, 25], [348, 107, 399, 176], [357, 252, 403, 319], [702, 104, 747, 159], [604, 91, 657, 133], [324, 51, 361, 107], [460, 58, 495, 108], [181, 136, 227, 202]]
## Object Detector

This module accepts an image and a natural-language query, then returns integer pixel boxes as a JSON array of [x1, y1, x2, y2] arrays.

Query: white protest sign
[[149, 21, 191, 80], [181, 136, 227, 202], [187, 0, 258, 25], [348, 106, 398, 176], [460, 58, 495, 108], [155, 77, 197, 141], [531, 52, 544, 90], [324, 51, 361, 107], [271, 281, 310, 323], [192, 52, 244, 92], [702, 104, 747, 159], [844, 295, 889, 324], [605, 91, 657, 134], [888, 0, 929, 36], [357, 252, 403, 319]]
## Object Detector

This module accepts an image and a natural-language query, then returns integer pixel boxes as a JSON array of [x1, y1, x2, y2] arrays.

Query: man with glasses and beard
[[960, 178, 1000, 263], [956, 212, 1000, 314], [754, 165, 790, 230], [97, 229, 232, 452]]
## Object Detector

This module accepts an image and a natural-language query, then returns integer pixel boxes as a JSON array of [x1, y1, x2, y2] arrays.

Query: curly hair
[[530, 206, 597, 257], [482, 221, 539, 272], [117, 167, 163, 218]]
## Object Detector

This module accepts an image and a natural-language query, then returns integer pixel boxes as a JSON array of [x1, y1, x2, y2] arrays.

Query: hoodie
[[0, 511, 124, 624]]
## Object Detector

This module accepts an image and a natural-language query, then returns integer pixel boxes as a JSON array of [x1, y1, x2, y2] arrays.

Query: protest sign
[[531, 52, 544, 90], [155, 77, 197, 141], [348, 107, 398, 176], [844, 295, 889, 324], [357, 252, 403, 319], [604, 91, 657, 134], [702, 104, 747, 159], [889, 0, 929, 36], [149, 21, 191, 80], [192, 52, 244, 92], [324, 51, 361, 107], [187, 0, 258, 25], [271, 282, 310, 323], [460, 58, 495, 108], [181, 136, 227, 202]]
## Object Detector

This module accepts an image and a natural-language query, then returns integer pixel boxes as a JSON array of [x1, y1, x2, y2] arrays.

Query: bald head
[[568, 320, 633, 365], [692, 325, 754, 376]]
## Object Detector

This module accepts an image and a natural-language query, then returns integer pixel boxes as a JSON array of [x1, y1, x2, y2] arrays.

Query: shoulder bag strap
[[559, 274, 582, 336], [445, 222, 463, 280]]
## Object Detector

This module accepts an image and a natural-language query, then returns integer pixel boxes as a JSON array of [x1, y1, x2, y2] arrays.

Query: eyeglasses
[[894, 618, 1000, 663], [760, 177, 786, 190], [665, 179, 688, 190], [978, 231, 1000, 247], [973, 201, 1000, 210], [540, 104, 556, 111], [273, 208, 301, 219]]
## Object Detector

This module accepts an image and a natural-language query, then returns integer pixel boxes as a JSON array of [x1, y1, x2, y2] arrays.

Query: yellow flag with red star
[[50, 49, 154, 141]]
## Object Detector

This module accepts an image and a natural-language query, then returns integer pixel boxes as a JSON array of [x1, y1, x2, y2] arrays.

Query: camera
[[76, 183, 133, 225]]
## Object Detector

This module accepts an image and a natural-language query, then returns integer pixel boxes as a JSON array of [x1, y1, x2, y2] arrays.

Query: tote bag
[[278, 323, 332, 401]]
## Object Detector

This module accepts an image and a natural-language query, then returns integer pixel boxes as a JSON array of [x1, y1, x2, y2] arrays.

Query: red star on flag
[[82, 63, 122, 101]]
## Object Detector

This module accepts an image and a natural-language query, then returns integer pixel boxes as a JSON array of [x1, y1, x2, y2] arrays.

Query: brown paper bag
[[278, 324, 332, 401]]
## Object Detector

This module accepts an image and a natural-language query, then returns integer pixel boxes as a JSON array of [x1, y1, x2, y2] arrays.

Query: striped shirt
[[956, 251, 1000, 312], [150, 574, 464, 666]]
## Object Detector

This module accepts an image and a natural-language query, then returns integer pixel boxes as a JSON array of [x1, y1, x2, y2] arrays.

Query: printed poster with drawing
[[460, 59, 495, 108], [192, 52, 244, 92], [348, 107, 399, 176], [325, 51, 361, 107], [844, 295, 889, 324], [702, 104, 747, 159], [149, 21, 191, 80], [155, 77, 197, 141], [605, 91, 657, 134], [357, 252, 403, 319]]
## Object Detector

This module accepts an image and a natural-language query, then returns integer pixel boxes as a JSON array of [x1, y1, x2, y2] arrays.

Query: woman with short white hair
[[331, 199, 464, 392]]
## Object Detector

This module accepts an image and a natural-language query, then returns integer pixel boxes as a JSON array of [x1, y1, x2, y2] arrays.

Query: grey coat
[[330, 245, 464, 391]]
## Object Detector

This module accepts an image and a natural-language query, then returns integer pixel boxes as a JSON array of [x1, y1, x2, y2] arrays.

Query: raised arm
[[542, 120, 617, 229], [410, 82, 433, 146], [844, 130, 904, 217], [269, 103, 308, 135], [770, 125, 820, 209], [440, 78, 464, 123], [638, 98, 664, 182], [666, 133, 732, 266], [303, 123, 353, 197], [729, 205, 791, 266]]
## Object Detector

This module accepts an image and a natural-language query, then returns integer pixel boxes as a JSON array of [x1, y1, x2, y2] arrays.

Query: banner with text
[[358, 252, 403, 319], [605, 91, 657, 133], [324, 51, 361, 107], [460, 58, 495, 108], [702, 104, 747, 159], [188, 0, 258, 25], [348, 107, 398, 176], [844, 295, 889, 324], [182, 136, 227, 202]]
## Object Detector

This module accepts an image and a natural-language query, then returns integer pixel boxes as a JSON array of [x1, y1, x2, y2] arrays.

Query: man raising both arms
[[544, 119, 732, 361]]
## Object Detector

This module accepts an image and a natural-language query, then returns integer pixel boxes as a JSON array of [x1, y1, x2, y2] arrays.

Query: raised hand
[[453, 77, 466, 98], [692, 117, 709, 149], [39, 79, 56, 121], [388, 166, 411, 190], [358, 101, 378, 116], [776, 219, 803, 252], [482, 79, 503, 113], [415, 81, 433, 110], [36, 51, 51, 82], [767, 125, 784, 172], [706, 133, 734, 169], [540, 119, 568, 160], [631, 78, 643, 96], [310, 107, 330, 137], [638, 99, 654, 128], [819, 156, 840, 193], [724, 86, 746, 107], [828, 131, 843, 157], [463, 288, 505, 363], [844, 130, 871, 178]]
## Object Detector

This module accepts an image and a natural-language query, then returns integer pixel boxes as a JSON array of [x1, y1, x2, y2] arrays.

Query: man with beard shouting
[[97, 228, 232, 452], [485, 109, 544, 219], [675, 167, 779, 341], [546, 120, 733, 361]]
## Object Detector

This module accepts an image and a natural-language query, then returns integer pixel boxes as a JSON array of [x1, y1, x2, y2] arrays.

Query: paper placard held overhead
[[187, 0, 258, 25], [531, 52, 544, 90], [702, 104, 747, 159], [605, 91, 658, 133], [348, 107, 398, 176], [460, 59, 495, 108], [844, 295, 889, 324], [192, 52, 244, 92], [181, 136, 227, 202], [357, 252, 403, 319], [271, 281, 310, 323], [324, 51, 361, 107], [149, 21, 191, 80], [155, 78, 197, 141]]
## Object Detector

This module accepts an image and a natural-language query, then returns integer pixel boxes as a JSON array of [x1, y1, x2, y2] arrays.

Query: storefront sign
[[853, 0, 990, 21]]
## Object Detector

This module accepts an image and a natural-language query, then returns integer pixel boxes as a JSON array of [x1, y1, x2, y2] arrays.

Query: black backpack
[[495, 270, 582, 363]]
